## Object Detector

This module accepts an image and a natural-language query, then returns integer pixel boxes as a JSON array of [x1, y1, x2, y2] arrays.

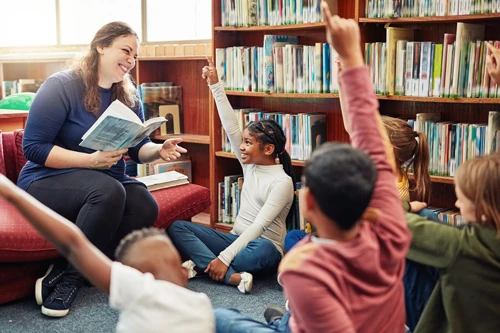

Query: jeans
[[215, 308, 292, 333], [167, 221, 282, 284], [404, 208, 440, 331], [284, 229, 307, 253]]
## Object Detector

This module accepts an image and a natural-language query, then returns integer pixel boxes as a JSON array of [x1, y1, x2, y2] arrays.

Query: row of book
[[220, 0, 337, 27], [2, 79, 43, 98], [366, 0, 500, 18], [222, 109, 327, 161], [427, 206, 466, 227], [215, 35, 339, 93], [369, 23, 498, 98], [407, 111, 500, 177]]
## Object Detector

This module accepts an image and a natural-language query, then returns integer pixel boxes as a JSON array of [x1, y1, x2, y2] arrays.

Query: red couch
[[0, 130, 211, 304]]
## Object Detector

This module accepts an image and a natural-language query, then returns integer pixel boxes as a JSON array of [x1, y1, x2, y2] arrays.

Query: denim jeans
[[215, 308, 292, 333], [284, 229, 307, 253], [167, 221, 282, 284]]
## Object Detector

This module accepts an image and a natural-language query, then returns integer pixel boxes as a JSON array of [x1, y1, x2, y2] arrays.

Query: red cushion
[[14, 129, 27, 178], [0, 131, 6, 176], [0, 261, 49, 304], [0, 184, 210, 262], [151, 183, 211, 229], [0, 198, 59, 262]]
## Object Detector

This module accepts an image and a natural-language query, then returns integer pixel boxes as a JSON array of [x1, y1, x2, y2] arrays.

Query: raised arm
[[0, 174, 112, 293], [322, 4, 406, 241], [203, 57, 244, 164]]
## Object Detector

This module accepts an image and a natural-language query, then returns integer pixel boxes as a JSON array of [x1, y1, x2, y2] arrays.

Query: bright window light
[[59, 0, 142, 45], [0, 0, 57, 46], [146, 0, 211, 42]]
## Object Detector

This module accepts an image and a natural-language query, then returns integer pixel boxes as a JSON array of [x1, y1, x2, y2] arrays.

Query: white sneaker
[[182, 260, 197, 279], [237, 272, 253, 294]]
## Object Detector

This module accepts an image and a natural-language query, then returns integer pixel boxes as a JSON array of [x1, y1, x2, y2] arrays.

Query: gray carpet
[[0, 274, 285, 333]]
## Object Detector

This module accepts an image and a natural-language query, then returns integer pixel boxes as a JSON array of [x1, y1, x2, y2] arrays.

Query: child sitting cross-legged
[[213, 4, 412, 333], [0, 174, 214, 333], [167, 57, 296, 294]]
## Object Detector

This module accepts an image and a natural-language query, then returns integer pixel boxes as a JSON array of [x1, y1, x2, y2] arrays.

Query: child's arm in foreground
[[0, 174, 111, 293], [202, 57, 244, 164]]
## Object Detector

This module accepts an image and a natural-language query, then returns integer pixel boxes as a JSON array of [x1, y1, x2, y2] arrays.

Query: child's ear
[[264, 143, 276, 156]]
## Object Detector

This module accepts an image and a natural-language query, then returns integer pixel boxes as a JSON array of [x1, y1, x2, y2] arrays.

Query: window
[[59, 0, 142, 45], [0, 0, 211, 47], [146, 0, 211, 42], [0, 0, 57, 46]]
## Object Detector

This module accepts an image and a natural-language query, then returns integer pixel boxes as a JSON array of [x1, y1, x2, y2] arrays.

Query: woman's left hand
[[205, 258, 228, 282], [158, 138, 188, 161]]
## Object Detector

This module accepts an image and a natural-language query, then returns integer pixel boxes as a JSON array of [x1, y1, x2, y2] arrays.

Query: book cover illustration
[[140, 84, 183, 133]]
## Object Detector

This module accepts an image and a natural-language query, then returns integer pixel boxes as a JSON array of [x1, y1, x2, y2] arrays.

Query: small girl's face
[[455, 185, 477, 222], [239, 128, 267, 165]]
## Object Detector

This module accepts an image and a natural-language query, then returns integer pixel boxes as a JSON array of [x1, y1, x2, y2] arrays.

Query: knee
[[167, 220, 191, 236], [90, 178, 126, 207], [286, 229, 307, 241], [142, 195, 159, 227]]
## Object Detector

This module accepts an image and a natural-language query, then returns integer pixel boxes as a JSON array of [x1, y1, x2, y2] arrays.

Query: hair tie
[[279, 149, 286, 155]]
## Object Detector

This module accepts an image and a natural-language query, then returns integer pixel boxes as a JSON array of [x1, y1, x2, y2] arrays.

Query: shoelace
[[52, 281, 82, 301]]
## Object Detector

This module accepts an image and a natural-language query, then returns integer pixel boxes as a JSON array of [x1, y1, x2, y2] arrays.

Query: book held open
[[135, 170, 189, 192], [79, 99, 167, 151]]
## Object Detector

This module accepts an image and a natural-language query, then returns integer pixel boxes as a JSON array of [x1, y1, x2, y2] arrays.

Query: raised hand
[[158, 138, 188, 162], [201, 56, 219, 85], [321, 2, 363, 69], [89, 149, 128, 169], [486, 42, 500, 85]]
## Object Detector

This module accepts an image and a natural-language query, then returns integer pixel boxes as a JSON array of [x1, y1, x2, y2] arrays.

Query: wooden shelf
[[215, 151, 306, 166], [215, 222, 234, 231], [376, 95, 500, 104], [359, 13, 500, 24], [137, 56, 206, 61], [214, 22, 325, 32], [153, 134, 209, 144], [225, 90, 339, 98], [191, 212, 211, 227], [408, 173, 455, 184]]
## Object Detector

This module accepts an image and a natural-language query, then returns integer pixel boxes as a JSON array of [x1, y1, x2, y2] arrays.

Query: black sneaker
[[35, 260, 67, 306], [264, 306, 287, 324], [41, 275, 84, 318]]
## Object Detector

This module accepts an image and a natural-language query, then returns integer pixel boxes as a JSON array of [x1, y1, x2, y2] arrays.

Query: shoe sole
[[41, 305, 69, 318], [35, 264, 54, 306]]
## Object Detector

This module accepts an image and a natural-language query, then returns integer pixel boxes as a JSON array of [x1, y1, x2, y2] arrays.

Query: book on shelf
[[486, 111, 500, 154], [79, 99, 166, 151], [386, 26, 414, 96], [136, 170, 189, 192], [140, 84, 183, 133]]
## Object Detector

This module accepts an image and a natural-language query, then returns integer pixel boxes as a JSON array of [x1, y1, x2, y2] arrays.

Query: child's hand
[[204, 257, 228, 281], [486, 42, 500, 85], [0, 174, 17, 201], [410, 201, 427, 213], [202, 56, 219, 85], [321, 2, 364, 70]]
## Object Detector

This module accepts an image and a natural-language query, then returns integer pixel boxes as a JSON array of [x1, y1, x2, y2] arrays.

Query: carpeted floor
[[0, 274, 285, 333]]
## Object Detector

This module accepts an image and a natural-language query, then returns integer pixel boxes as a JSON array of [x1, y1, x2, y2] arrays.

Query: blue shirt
[[17, 70, 150, 191]]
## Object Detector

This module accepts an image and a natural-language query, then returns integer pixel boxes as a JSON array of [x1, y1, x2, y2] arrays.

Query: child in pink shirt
[[214, 3, 411, 333]]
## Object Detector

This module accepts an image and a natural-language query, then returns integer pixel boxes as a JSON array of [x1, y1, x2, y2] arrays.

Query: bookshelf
[[209, 0, 500, 229], [0, 54, 211, 190]]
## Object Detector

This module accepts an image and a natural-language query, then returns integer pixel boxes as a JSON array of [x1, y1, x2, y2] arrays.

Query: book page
[[80, 116, 142, 151]]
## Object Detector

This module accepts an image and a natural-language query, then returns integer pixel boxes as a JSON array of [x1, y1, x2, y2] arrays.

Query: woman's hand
[[89, 149, 128, 169], [205, 258, 228, 282], [202, 56, 219, 85], [158, 138, 188, 162], [410, 201, 427, 213]]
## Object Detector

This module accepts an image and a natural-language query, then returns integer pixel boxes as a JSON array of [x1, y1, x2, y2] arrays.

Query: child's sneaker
[[182, 260, 197, 279], [237, 272, 253, 294], [263, 305, 287, 324], [35, 260, 66, 306]]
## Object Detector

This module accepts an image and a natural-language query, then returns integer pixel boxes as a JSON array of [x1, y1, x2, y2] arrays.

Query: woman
[[18, 21, 186, 318]]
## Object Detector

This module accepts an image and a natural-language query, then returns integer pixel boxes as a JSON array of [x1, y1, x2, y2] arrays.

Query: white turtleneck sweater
[[209, 81, 294, 266]]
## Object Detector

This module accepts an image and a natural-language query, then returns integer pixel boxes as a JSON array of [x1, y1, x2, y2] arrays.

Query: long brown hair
[[455, 153, 500, 236], [382, 116, 431, 203], [72, 21, 139, 116]]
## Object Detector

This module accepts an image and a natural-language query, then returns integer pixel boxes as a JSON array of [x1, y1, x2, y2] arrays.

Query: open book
[[80, 99, 167, 151], [135, 170, 189, 192]]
